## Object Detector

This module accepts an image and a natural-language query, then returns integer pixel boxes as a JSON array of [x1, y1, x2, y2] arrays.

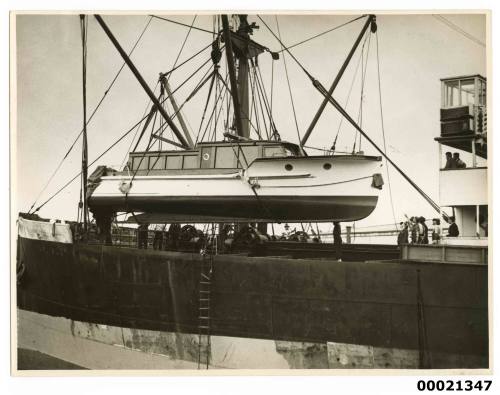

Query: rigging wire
[[34, 57, 216, 213], [274, 16, 303, 149], [331, 36, 365, 152], [376, 31, 398, 230], [277, 14, 367, 52], [252, 63, 271, 139], [150, 15, 214, 35], [352, 30, 371, 153], [432, 15, 486, 47], [27, 16, 153, 214], [119, 81, 160, 168], [255, 64, 278, 139], [161, 41, 213, 76], [32, 113, 157, 213], [260, 14, 444, 217], [167, 15, 198, 83]]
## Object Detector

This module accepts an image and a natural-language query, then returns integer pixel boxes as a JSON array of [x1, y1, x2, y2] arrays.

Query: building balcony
[[439, 167, 488, 207]]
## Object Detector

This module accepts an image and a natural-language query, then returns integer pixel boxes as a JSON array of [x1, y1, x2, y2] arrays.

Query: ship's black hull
[[16, 236, 488, 368], [88, 195, 378, 222]]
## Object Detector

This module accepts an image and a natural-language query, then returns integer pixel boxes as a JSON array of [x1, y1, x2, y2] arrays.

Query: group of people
[[397, 216, 459, 245], [137, 223, 176, 250], [444, 152, 466, 169]]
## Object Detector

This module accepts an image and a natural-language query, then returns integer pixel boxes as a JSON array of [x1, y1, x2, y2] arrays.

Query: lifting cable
[[275, 16, 303, 150], [332, 36, 365, 152], [352, 30, 371, 153], [252, 64, 271, 139], [27, 16, 153, 214], [376, 31, 398, 230], [255, 64, 278, 139]]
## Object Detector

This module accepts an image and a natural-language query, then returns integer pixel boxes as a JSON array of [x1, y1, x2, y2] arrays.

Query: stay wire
[[277, 15, 367, 53], [35, 54, 213, 214], [275, 16, 303, 149], [376, 31, 398, 230], [352, 30, 371, 153], [332, 35, 365, 152], [27, 16, 153, 214], [151, 15, 214, 35], [432, 15, 486, 47], [255, 64, 277, 138]]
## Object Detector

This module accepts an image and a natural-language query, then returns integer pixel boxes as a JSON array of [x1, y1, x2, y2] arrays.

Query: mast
[[94, 14, 191, 149], [235, 15, 251, 138], [80, 14, 89, 233], [221, 15, 244, 137]]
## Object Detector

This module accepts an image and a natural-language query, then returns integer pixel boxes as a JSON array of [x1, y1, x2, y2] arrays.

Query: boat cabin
[[126, 140, 302, 174], [435, 75, 488, 243]]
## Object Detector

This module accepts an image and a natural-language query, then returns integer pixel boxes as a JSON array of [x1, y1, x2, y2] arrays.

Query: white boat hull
[[89, 155, 383, 222]]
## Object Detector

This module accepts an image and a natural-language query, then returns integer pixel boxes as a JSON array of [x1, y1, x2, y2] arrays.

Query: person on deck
[[409, 217, 418, 244], [153, 224, 164, 250], [397, 222, 409, 245], [432, 218, 441, 244], [416, 217, 425, 244], [138, 223, 149, 249], [444, 152, 456, 169], [453, 152, 466, 168], [420, 217, 429, 244], [333, 222, 343, 262], [448, 216, 459, 237]]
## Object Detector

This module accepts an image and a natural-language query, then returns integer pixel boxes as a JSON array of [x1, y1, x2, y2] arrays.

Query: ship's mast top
[[222, 15, 265, 139]]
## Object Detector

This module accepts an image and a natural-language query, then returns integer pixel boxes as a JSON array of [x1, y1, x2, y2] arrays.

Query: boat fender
[[371, 173, 384, 189], [119, 180, 132, 194], [248, 178, 260, 189]]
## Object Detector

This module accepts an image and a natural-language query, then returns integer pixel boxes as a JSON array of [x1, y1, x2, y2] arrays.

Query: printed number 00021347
[[417, 380, 492, 391]]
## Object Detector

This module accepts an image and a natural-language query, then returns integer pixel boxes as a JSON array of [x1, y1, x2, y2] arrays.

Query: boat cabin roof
[[127, 140, 302, 172]]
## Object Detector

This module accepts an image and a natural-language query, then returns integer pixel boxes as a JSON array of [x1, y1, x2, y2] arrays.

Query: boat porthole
[[285, 164, 293, 171], [202, 153, 210, 161], [323, 163, 332, 170]]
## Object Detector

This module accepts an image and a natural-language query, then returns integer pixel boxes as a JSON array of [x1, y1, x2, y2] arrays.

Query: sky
[[13, 12, 487, 232]]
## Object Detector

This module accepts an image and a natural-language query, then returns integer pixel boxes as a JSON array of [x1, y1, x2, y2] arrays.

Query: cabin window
[[264, 146, 286, 157], [215, 146, 237, 168], [166, 155, 182, 169], [132, 156, 149, 171], [149, 155, 166, 170], [239, 146, 260, 167], [183, 155, 198, 169], [264, 146, 296, 158]]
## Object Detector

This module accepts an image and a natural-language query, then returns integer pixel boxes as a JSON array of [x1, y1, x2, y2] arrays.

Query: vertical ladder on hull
[[197, 228, 217, 369]]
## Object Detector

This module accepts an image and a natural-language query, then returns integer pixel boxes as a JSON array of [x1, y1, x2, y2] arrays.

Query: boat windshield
[[263, 145, 296, 158]]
